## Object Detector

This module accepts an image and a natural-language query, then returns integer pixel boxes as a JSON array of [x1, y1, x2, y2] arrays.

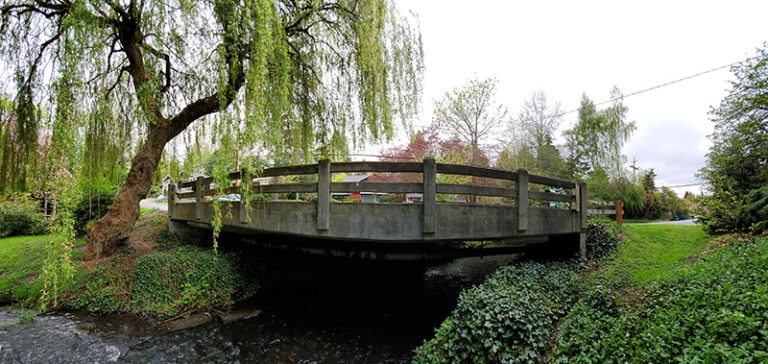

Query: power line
[[557, 56, 754, 117], [410, 55, 754, 129]]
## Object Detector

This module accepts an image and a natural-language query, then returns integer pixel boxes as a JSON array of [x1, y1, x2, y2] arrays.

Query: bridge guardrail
[[168, 159, 588, 235]]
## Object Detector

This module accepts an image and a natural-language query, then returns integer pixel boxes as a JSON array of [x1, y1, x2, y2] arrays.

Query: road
[[140, 199, 168, 211]]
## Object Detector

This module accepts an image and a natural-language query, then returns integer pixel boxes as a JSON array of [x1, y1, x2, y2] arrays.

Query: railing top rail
[[177, 160, 577, 191]]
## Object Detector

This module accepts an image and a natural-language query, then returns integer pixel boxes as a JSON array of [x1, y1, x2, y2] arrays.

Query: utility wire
[[410, 55, 755, 129]]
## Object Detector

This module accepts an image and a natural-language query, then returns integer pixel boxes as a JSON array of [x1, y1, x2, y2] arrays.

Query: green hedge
[[0, 194, 48, 238], [413, 260, 581, 363]]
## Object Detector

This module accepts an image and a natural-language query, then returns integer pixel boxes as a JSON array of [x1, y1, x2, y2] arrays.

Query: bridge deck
[[167, 159, 588, 260]]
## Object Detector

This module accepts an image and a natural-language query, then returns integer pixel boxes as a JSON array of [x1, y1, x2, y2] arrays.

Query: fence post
[[317, 159, 330, 231], [195, 176, 203, 220], [168, 183, 176, 219], [615, 200, 623, 225], [517, 169, 528, 232], [422, 158, 436, 234]]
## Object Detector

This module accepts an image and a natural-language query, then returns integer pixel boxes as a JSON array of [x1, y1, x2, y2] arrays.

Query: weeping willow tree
[[1, 0, 423, 258]]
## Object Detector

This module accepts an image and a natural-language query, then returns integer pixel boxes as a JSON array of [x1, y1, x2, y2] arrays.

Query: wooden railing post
[[195, 176, 203, 220], [615, 200, 623, 225], [168, 183, 176, 219], [317, 159, 330, 231], [423, 158, 436, 234], [517, 169, 528, 232]]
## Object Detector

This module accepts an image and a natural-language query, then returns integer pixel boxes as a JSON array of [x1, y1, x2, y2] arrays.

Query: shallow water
[[0, 252, 517, 363]]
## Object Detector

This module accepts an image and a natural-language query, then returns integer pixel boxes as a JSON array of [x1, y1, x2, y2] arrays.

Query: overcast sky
[[375, 0, 768, 195]]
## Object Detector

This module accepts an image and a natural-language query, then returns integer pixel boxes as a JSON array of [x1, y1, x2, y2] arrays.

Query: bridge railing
[[169, 159, 587, 234]]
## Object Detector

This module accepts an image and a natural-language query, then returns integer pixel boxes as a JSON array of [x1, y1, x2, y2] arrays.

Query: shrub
[[0, 194, 48, 237], [72, 190, 115, 235], [414, 260, 581, 363], [585, 222, 621, 261]]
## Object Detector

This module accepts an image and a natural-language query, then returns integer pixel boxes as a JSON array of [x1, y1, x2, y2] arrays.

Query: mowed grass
[[600, 224, 710, 285], [0, 235, 49, 304]]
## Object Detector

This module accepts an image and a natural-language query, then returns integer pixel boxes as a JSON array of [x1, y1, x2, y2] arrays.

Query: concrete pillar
[[517, 169, 528, 232], [317, 159, 330, 231], [422, 158, 436, 234], [579, 232, 587, 259], [168, 183, 176, 219], [195, 176, 203, 221], [578, 181, 588, 230]]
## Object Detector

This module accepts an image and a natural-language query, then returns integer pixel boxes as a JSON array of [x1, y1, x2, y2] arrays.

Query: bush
[[0, 194, 48, 237], [72, 191, 114, 235], [413, 260, 581, 363], [585, 222, 621, 261]]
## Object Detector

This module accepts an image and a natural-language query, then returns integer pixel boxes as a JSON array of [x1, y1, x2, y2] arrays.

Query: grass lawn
[[596, 224, 710, 285], [140, 207, 158, 216], [0, 235, 49, 305]]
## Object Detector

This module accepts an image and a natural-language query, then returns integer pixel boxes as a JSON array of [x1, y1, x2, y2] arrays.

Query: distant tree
[[699, 43, 768, 233], [1, 0, 423, 257], [564, 88, 636, 179], [433, 77, 507, 166], [640, 169, 657, 194], [502, 91, 566, 177]]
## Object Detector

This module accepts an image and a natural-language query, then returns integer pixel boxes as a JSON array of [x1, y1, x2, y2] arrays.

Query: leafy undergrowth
[[413, 260, 582, 363], [64, 212, 261, 318], [554, 236, 768, 362]]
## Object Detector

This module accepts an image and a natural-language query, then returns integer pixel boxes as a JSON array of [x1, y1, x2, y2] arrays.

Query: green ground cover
[[0, 235, 48, 305], [595, 224, 710, 285], [0, 213, 259, 317]]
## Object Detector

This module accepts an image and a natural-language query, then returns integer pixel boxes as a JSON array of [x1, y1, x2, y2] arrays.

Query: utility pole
[[629, 157, 640, 182]]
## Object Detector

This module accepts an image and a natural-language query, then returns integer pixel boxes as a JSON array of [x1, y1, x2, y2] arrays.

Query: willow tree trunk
[[85, 125, 168, 258]]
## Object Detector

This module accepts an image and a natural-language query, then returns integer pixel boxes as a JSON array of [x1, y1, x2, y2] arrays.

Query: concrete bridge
[[167, 159, 588, 260]]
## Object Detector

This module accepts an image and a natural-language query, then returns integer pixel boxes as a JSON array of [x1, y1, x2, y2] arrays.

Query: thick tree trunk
[[85, 126, 168, 258]]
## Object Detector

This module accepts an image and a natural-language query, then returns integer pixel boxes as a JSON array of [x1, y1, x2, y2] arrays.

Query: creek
[[0, 250, 517, 363]]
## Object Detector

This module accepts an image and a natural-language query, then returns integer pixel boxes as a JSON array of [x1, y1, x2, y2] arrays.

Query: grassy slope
[[0, 235, 87, 305], [0, 235, 48, 304], [598, 224, 710, 285]]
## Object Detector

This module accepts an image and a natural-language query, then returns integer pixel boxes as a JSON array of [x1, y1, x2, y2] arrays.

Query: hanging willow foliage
[[1, 0, 423, 258]]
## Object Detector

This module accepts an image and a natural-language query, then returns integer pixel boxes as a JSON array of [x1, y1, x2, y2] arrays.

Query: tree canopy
[[564, 88, 635, 179], [0, 0, 424, 257], [699, 43, 768, 233], [433, 76, 506, 166]]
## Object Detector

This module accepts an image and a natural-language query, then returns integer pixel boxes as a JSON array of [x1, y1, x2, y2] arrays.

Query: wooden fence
[[587, 200, 624, 225]]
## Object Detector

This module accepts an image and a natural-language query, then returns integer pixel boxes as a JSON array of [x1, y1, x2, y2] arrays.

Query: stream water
[[0, 250, 517, 363]]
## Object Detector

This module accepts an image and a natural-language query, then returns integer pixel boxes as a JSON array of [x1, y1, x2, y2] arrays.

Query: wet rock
[[161, 313, 214, 332], [216, 307, 262, 325]]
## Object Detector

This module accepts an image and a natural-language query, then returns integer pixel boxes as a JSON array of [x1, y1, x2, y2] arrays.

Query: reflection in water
[[0, 251, 517, 363]]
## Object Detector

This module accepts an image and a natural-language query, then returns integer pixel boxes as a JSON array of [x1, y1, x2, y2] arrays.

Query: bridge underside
[[169, 201, 584, 260]]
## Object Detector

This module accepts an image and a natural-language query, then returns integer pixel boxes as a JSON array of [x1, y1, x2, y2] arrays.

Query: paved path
[[140, 199, 168, 211], [628, 219, 698, 226]]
